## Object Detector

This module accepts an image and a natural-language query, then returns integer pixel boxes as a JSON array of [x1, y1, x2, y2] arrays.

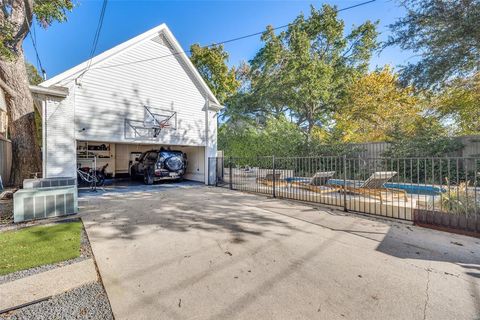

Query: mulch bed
[[414, 209, 480, 238], [0, 197, 13, 225]]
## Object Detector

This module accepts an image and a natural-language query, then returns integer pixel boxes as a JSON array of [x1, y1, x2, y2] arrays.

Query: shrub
[[440, 182, 480, 215]]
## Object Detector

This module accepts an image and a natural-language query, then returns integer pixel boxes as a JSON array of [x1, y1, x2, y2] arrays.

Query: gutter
[[29, 85, 69, 98], [207, 101, 224, 112]]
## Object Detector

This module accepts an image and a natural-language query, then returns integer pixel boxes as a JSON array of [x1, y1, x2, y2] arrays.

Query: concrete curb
[[0, 259, 97, 313]]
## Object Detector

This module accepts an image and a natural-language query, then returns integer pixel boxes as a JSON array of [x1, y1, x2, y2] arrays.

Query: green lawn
[[0, 221, 83, 276]]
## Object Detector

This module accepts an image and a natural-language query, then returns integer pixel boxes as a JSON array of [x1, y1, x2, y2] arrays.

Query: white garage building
[[35, 24, 222, 184]]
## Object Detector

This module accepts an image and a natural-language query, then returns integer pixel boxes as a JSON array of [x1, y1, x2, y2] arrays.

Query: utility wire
[[30, 23, 41, 73], [88, 0, 108, 65], [212, 0, 377, 46], [78, 0, 108, 79], [25, 16, 46, 79], [82, 0, 376, 74]]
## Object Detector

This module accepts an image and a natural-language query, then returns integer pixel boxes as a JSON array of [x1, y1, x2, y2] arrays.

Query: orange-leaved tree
[[335, 66, 421, 143]]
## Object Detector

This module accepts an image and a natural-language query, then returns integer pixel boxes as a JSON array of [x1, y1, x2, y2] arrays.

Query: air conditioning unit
[[23, 177, 76, 189], [14, 185, 78, 223]]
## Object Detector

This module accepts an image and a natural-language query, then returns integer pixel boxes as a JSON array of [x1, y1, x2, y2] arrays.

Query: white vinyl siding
[[64, 36, 207, 146], [44, 28, 219, 182]]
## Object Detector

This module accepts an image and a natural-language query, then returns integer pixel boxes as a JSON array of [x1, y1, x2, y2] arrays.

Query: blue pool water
[[284, 177, 311, 183], [325, 179, 444, 196], [383, 183, 445, 196]]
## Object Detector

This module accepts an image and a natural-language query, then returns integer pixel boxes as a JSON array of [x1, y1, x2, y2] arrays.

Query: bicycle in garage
[[77, 163, 108, 190]]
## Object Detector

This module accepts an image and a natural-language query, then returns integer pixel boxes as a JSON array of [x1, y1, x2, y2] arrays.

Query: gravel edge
[[0, 282, 114, 320]]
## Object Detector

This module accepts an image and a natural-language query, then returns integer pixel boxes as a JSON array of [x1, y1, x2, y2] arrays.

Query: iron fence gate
[[208, 156, 480, 235]]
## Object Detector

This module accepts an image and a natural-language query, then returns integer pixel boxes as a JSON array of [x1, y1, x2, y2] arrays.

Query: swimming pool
[[284, 177, 311, 183], [326, 179, 444, 196], [383, 183, 445, 196]]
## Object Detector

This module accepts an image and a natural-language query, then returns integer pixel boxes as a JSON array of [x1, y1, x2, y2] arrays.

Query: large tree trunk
[[306, 118, 315, 144], [0, 50, 41, 186]]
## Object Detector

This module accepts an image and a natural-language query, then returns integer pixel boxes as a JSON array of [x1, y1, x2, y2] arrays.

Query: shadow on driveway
[[79, 184, 480, 320]]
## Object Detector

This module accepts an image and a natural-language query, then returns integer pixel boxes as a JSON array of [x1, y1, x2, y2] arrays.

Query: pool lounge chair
[[256, 173, 288, 187], [331, 171, 408, 204], [233, 167, 257, 177], [289, 171, 336, 193]]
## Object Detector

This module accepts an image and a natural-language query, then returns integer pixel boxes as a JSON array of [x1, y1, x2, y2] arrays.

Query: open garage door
[[114, 144, 205, 182], [77, 141, 206, 183]]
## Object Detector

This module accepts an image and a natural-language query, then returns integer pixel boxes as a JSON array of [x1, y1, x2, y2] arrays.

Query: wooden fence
[[349, 135, 480, 159], [0, 138, 12, 187]]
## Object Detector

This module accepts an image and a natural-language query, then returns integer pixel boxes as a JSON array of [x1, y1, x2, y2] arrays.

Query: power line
[[89, 0, 108, 64], [78, 0, 108, 79], [25, 16, 46, 79], [214, 0, 377, 46], [30, 23, 41, 71], [84, 0, 376, 74]]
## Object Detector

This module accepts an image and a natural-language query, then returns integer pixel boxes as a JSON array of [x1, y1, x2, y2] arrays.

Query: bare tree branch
[[9, 0, 33, 52]]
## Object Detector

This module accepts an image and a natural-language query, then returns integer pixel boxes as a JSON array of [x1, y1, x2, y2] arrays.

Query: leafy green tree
[[190, 44, 239, 104], [383, 118, 464, 184], [245, 27, 291, 121], [249, 4, 378, 140], [0, 0, 73, 185], [218, 116, 306, 158], [25, 62, 43, 85], [219, 61, 269, 123], [386, 0, 480, 88], [433, 73, 480, 135], [383, 118, 461, 157], [335, 66, 421, 142], [218, 115, 365, 158]]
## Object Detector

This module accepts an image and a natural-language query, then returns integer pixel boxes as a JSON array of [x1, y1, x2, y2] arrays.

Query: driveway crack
[[423, 267, 431, 320]]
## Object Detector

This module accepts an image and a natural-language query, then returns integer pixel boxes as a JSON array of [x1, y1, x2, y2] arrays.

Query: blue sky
[[24, 0, 412, 79]]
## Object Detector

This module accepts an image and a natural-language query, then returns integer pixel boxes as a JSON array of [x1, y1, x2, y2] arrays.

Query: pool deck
[[225, 176, 443, 221]]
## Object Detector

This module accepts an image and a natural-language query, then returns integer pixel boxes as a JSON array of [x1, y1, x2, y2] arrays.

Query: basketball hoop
[[124, 105, 177, 140]]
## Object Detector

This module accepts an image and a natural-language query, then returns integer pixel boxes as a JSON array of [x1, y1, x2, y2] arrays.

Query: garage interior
[[76, 140, 205, 182]]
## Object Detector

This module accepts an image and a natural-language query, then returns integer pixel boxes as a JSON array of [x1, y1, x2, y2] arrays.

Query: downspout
[[73, 83, 77, 177], [42, 99, 46, 178], [204, 97, 209, 185], [69, 81, 78, 180]]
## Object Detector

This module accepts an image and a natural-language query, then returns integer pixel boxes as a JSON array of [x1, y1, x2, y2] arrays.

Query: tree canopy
[[1, 0, 73, 60], [432, 72, 480, 135], [25, 62, 43, 85], [213, 2, 480, 158], [189, 43, 239, 104], [386, 0, 480, 88], [245, 4, 378, 139], [334, 66, 421, 143]]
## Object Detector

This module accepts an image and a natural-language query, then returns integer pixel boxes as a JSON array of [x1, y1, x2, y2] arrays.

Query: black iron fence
[[208, 156, 480, 235]]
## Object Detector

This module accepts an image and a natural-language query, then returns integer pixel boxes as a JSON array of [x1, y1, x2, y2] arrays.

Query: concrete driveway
[[80, 183, 480, 320]]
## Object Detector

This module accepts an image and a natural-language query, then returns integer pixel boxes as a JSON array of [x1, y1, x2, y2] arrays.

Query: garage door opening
[[76, 141, 206, 184]]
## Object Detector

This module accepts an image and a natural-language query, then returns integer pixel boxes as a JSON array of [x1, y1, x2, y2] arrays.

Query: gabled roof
[[40, 23, 220, 105]]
